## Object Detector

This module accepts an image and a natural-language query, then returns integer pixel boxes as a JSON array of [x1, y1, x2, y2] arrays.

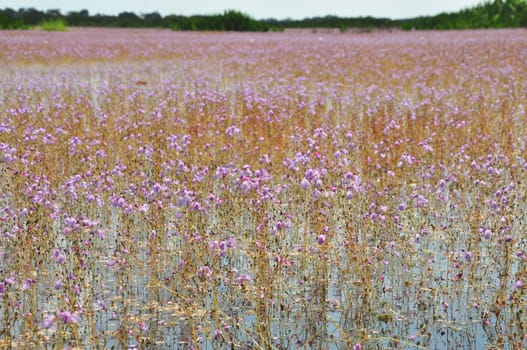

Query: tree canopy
[[1, 1, 527, 31]]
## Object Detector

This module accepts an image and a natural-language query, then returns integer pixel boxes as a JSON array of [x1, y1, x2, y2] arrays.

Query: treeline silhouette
[[397, 0, 527, 29], [0, 9, 267, 31], [1, 0, 527, 31]]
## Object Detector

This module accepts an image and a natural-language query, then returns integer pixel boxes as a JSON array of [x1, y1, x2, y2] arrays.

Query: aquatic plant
[[0, 28, 526, 349]]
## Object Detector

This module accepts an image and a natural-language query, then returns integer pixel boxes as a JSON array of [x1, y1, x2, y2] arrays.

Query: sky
[[2, 0, 484, 20]]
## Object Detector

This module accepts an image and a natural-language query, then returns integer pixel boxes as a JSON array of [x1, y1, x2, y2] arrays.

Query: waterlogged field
[[0, 28, 526, 349]]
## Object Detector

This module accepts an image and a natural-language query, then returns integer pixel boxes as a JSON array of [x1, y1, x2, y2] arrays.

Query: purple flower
[[177, 259, 185, 268], [56, 254, 66, 265], [226, 125, 240, 137], [227, 237, 237, 249], [197, 266, 212, 280], [236, 273, 253, 285], [54, 279, 63, 290], [218, 241, 227, 253], [213, 329, 224, 339], [43, 315, 56, 329], [317, 234, 327, 245], [64, 216, 77, 228], [22, 279, 32, 291], [57, 310, 80, 324]]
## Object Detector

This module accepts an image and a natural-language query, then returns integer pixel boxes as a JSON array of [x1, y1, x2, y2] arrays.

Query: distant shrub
[[40, 18, 67, 31], [169, 10, 268, 31], [0, 11, 28, 29]]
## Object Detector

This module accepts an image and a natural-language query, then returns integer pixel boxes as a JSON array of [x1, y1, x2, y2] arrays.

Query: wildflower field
[[1, 28, 527, 349]]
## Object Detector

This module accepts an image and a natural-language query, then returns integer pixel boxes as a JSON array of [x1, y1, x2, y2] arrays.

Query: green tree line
[[397, 0, 527, 29], [1, 0, 527, 31], [0, 8, 268, 31]]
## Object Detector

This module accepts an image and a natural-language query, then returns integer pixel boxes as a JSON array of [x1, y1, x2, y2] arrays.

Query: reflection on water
[[2, 204, 521, 350]]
